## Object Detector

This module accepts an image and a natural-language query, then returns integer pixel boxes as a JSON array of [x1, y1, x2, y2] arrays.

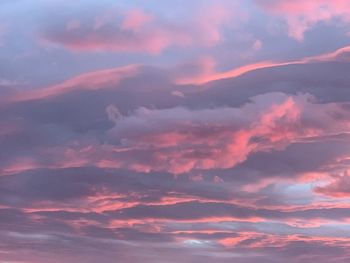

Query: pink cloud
[[315, 170, 350, 197], [8, 64, 140, 102], [194, 4, 231, 45], [257, 0, 350, 40], [4, 92, 350, 176], [121, 9, 153, 31], [43, 6, 232, 54], [3, 1, 350, 261], [80, 93, 348, 174], [219, 232, 350, 248], [175, 44, 350, 84], [8, 42, 350, 105]]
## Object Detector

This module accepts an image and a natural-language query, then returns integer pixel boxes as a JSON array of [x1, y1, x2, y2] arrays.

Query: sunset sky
[[2, 0, 350, 262]]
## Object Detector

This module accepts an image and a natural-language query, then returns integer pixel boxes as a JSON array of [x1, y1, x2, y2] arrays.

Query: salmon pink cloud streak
[[3, 0, 350, 263], [8, 65, 140, 102], [175, 44, 350, 85]]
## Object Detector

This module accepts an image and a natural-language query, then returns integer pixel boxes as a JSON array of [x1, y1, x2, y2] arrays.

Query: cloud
[[42, 5, 231, 54], [99, 92, 350, 174], [2, 1, 350, 262], [174, 44, 350, 85], [314, 171, 350, 197], [103, 93, 303, 173], [8, 65, 140, 102], [121, 9, 153, 31], [2, 77, 350, 176], [256, 0, 350, 40]]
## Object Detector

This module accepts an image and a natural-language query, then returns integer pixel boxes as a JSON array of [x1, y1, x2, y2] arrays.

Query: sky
[[2, 0, 350, 262]]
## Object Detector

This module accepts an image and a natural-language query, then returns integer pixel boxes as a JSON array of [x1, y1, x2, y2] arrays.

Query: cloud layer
[[2, 1, 350, 262]]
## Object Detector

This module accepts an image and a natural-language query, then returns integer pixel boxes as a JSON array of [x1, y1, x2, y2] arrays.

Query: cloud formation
[[257, 0, 350, 40], [2, 1, 350, 262], [43, 5, 231, 54]]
